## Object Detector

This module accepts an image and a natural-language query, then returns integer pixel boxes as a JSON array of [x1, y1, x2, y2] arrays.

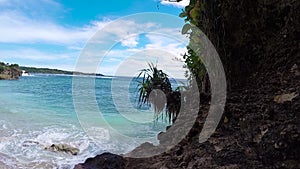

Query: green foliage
[[137, 63, 172, 112], [179, 0, 202, 26], [136, 0, 208, 123], [20, 66, 73, 74], [9, 64, 19, 68], [0, 61, 22, 79], [179, 12, 187, 18], [0, 62, 6, 66], [180, 0, 208, 91], [0, 62, 20, 72], [166, 91, 181, 123], [20, 66, 104, 76], [0, 62, 7, 73], [182, 23, 191, 34], [136, 63, 181, 123], [183, 46, 206, 88], [0, 66, 4, 73]]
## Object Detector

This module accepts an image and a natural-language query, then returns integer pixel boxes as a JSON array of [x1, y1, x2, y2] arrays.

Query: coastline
[[0, 62, 22, 80], [74, 73, 300, 168], [0, 0, 298, 168], [0, 74, 166, 169]]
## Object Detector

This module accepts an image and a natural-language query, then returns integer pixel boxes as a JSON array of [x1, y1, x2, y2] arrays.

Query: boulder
[[74, 153, 125, 169], [44, 144, 79, 155]]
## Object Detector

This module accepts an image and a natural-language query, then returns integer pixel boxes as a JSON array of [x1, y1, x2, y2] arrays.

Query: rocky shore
[[75, 74, 300, 168], [75, 0, 299, 168], [0, 62, 22, 80]]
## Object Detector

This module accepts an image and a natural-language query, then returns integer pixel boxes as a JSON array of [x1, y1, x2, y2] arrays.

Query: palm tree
[[137, 63, 181, 123]]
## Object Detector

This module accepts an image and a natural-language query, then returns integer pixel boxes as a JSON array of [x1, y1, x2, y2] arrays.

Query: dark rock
[[213, 145, 247, 166], [74, 153, 125, 169]]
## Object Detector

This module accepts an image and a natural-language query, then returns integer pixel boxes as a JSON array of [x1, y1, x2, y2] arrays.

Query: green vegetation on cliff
[[20, 66, 104, 76], [20, 66, 74, 75], [137, 63, 181, 123], [0, 62, 105, 79], [0, 62, 22, 80]]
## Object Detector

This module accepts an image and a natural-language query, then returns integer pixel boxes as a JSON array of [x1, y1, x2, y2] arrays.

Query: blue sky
[[0, 0, 190, 78]]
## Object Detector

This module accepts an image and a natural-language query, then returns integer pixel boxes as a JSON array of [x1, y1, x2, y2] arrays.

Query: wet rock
[[44, 143, 79, 155]]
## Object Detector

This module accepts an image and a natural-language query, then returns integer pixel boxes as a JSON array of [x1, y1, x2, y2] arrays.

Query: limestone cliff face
[[0, 63, 22, 80], [0, 69, 21, 80]]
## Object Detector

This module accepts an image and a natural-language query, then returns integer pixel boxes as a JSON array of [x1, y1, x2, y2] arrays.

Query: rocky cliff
[[0, 62, 22, 80], [75, 0, 300, 168]]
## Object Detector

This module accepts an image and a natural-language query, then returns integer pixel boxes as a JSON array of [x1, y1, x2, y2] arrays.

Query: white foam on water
[[0, 123, 146, 169], [85, 127, 110, 143], [0, 124, 101, 169], [0, 113, 162, 168]]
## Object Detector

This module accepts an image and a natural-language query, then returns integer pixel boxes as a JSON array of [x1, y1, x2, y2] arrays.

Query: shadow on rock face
[[74, 153, 125, 169]]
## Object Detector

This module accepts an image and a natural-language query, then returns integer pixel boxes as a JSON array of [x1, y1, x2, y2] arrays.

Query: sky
[[0, 0, 190, 78]]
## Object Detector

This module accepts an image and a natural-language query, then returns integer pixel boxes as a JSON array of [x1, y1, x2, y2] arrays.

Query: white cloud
[[111, 51, 187, 78], [0, 0, 8, 4], [95, 31, 188, 78], [160, 0, 190, 8], [0, 0, 112, 46], [0, 1, 189, 77], [144, 33, 187, 57], [0, 48, 75, 61], [99, 20, 159, 48], [120, 35, 139, 48], [0, 11, 109, 45], [0, 10, 162, 49]]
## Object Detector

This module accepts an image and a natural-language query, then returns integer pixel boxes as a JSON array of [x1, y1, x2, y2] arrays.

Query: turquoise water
[[0, 74, 173, 169]]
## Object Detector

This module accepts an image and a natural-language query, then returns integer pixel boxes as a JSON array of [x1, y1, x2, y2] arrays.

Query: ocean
[[0, 74, 179, 169]]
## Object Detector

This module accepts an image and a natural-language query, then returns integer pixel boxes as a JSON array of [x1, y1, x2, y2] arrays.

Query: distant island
[[0, 61, 104, 80], [20, 66, 104, 76], [20, 66, 74, 75]]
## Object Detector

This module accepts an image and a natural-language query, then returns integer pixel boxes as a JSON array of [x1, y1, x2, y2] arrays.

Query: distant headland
[[0, 61, 104, 80], [0, 62, 22, 80], [20, 66, 104, 77]]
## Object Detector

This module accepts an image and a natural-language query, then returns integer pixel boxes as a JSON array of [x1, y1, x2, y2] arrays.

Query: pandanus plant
[[137, 63, 181, 123]]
